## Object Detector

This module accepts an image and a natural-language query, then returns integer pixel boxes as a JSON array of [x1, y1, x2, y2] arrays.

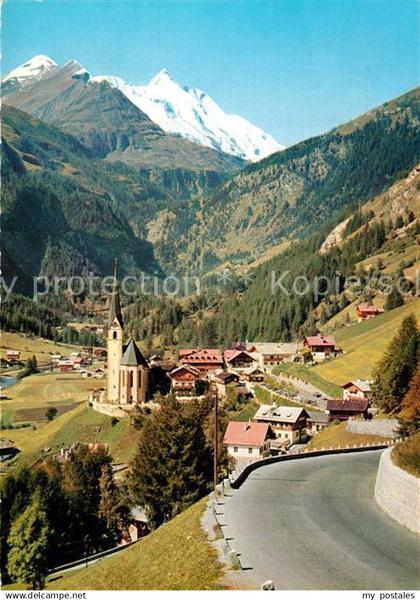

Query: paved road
[[221, 450, 419, 589], [269, 372, 329, 406]]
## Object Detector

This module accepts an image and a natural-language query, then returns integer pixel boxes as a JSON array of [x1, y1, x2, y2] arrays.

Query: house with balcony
[[254, 404, 309, 447]]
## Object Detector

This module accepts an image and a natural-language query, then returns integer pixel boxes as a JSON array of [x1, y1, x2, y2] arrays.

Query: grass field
[[47, 498, 224, 590], [228, 399, 259, 422], [306, 421, 391, 451], [392, 432, 420, 478], [314, 298, 420, 386], [0, 331, 79, 365], [1, 372, 139, 466], [272, 363, 342, 398]]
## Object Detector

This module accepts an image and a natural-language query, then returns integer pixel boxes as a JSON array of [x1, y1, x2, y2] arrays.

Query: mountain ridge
[[2, 59, 244, 174], [3, 55, 283, 161]]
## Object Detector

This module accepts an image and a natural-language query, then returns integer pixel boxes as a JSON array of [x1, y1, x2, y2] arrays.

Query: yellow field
[[0, 331, 79, 365], [314, 298, 420, 385]]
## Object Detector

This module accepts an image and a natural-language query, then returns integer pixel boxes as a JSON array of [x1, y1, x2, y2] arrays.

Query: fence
[[229, 442, 394, 488], [48, 538, 139, 575]]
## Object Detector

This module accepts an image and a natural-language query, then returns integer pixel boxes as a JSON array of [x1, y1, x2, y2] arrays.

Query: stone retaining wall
[[347, 418, 398, 438], [91, 400, 129, 418], [375, 447, 420, 533]]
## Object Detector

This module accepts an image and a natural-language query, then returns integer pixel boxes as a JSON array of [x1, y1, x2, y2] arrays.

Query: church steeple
[[108, 259, 123, 328]]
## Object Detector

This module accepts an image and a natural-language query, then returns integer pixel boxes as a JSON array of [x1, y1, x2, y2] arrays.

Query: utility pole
[[213, 383, 219, 491]]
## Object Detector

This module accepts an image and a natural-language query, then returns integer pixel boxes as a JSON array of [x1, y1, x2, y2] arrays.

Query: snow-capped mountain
[[3, 55, 58, 83], [3, 55, 284, 161], [93, 69, 285, 161]]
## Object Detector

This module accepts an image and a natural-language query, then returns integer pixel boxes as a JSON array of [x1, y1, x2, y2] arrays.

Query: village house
[[71, 356, 85, 369], [125, 507, 149, 544], [81, 369, 93, 378], [179, 348, 224, 375], [224, 348, 256, 371], [247, 342, 299, 368], [58, 360, 74, 373], [94, 367, 105, 379], [6, 350, 20, 361], [342, 379, 372, 402], [326, 399, 369, 421], [303, 335, 337, 361], [169, 364, 200, 397], [306, 411, 330, 437], [243, 365, 265, 383], [223, 421, 272, 464], [356, 304, 384, 321], [51, 353, 62, 364], [254, 404, 309, 447], [212, 370, 240, 399], [94, 348, 107, 361]]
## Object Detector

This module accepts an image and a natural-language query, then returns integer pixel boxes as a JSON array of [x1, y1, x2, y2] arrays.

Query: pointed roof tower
[[120, 338, 148, 367], [108, 259, 123, 327]]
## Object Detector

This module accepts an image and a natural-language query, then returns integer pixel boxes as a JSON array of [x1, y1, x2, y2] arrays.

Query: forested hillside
[[168, 87, 420, 272]]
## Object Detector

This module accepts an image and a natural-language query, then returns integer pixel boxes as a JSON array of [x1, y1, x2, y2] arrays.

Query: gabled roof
[[224, 349, 254, 362], [327, 399, 368, 412], [304, 335, 336, 347], [214, 369, 239, 382], [307, 411, 330, 423], [244, 365, 265, 375], [120, 338, 148, 367], [247, 342, 298, 355], [254, 404, 308, 423], [179, 348, 223, 364], [223, 421, 270, 446], [356, 304, 384, 314], [170, 364, 200, 377], [342, 379, 371, 392]]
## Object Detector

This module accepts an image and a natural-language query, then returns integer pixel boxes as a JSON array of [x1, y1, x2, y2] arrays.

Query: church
[[91, 268, 149, 415]]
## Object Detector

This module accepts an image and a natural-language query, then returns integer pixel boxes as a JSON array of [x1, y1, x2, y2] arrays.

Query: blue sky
[[2, 0, 419, 146]]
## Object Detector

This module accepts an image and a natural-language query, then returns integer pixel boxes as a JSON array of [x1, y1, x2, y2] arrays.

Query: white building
[[247, 342, 299, 368], [223, 421, 272, 464], [254, 404, 309, 446]]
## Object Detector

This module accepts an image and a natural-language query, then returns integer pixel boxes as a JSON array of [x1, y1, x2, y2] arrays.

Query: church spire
[[108, 259, 123, 327]]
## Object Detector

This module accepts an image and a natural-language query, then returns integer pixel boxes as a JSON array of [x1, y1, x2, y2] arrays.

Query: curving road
[[221, 450, 419, 589]]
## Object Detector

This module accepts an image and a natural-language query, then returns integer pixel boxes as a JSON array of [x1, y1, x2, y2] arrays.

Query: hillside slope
[[1, 104, 162, 289], [2, 60, 243, 174], [314, 299, 420, 385], [47, 499, 223, 590], [174, 87, 420, 271]]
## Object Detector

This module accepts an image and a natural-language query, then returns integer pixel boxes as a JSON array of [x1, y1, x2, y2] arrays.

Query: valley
[[1, 46, 419, 593]]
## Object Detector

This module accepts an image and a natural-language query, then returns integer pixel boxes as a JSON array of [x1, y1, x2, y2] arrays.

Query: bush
[[45, 407, 58, 421]]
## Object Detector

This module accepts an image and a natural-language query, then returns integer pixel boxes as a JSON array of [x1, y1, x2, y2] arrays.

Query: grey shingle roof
[[120, 338, 148, 367]]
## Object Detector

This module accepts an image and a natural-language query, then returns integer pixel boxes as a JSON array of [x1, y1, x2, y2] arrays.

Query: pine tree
[[130, 396, 211, 528], [7, 495, 50, 589], [98, 463, 129, 544], [372, 314, 419, 413], [384, 288, 404, 311]]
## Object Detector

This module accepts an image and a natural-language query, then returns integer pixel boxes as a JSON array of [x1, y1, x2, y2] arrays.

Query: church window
[[113, 331, 117, 339], [138, 371, 142, 387]]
